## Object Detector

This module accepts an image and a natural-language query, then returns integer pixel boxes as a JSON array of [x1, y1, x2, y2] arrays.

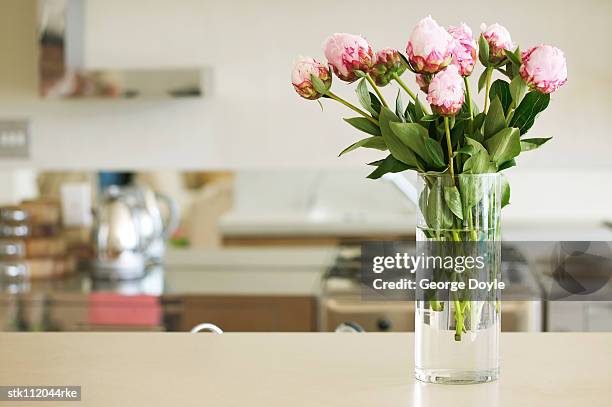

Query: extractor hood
[[37, 0, 208, 99]]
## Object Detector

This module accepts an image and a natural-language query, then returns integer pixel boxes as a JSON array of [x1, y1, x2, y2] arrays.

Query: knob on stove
[[377, 318, 392, 332]]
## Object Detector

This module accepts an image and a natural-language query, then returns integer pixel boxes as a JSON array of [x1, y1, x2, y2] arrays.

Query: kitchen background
[[0, 0, 611, 333]]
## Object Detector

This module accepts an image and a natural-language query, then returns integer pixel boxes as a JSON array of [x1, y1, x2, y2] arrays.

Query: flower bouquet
[[292, 16, 567, 383]]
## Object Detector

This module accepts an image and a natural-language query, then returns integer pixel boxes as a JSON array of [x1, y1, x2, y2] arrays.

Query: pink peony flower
[[415, 74, 430, 93], [427, 65, 465, 116], [370, 48, 407, 86], [323, 33, 375, 83], [519, 45, 567, 94], [480, 23, 513, 63], [291, 56, 332, 100], [448, 23, 477, 77], [407, 16, 454, 74]]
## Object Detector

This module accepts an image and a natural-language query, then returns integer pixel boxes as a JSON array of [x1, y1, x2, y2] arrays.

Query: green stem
[[443, 117, 455, 182], [464, 77, 474, 133], [444, 117, 462, 243], [483, 68, 493, 113], [326, 91, 379, 126], [429, 299, 443, 312], [392, 73, 418, 103], [365, 73, 388, 108], [467, 209, 479, 241], [452, 274, 464, 341]]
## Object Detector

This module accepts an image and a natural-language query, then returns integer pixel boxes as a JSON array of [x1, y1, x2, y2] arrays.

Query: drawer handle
[[190, 323, 224, 334], [335, 322, 365, 333]]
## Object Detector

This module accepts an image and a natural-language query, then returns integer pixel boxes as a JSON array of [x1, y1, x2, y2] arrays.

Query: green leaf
[[454, 145, 475, 157], [473, 112, 486, 132], [354, 70, 367, 78], [405, 102, 416, 122], [366, 155, 412, 179], [389, 122, 446, 170], [478, 68, 490, 93], [379, 107, 419, 167], [398, 52, 411, 69], [471, 130, 485, 144], [443, 186, 464, 220], [389, 122, 428, 157], [463, 151, 489, 174], [427, 184, 453, 230], [356, 79, 382, 118], [405, 97, 427, 124], [483, 97, 507, 139], [459, 174, 484, 209], [501, 175, 511, 208], [424, 138, 446, 168], [450, 119, 465, 146], [420, 114, 436, 122], [356, 79, 372, 112], [310, 74, 329, 94], [489, 80, 512, 112], [395, 90, 405, 122], [462, 138, 490, 173], [369, 92, 382, 117], [367, 159, 385, 166], [457, 94, 478, 120], [507, 62, 519, 80], [478, 35, 490, 66], [505, 48, 522, 66], [510, 75, 528, 107], [414, 97, 426, 121], [520, 137, 552, 152], [509, 91, 550, 135], [485, 127, 521, 166], [418, 188, 429, 221], [338, 136, 387, 156], [343, 117, 381, 136], [498, 158, 516, 171]]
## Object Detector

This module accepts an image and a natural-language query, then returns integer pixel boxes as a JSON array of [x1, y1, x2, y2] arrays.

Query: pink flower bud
[[415, 74, 430, 93], [323, 33, 375, 83], [427, 65, 465, 116], [407, 16, 454, 74], [291, 57, 332, 100], [519, 45, 567, 94], [370, 48, 407, 86], [448, 23, 477, 77], [480, 23, 513, 63]]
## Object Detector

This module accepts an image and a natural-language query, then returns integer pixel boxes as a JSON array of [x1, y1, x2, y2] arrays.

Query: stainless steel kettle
[[92, 185, 179, 279]]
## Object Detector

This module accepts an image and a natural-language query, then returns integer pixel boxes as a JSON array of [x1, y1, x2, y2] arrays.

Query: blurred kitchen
[[0, 0, 611, 334]]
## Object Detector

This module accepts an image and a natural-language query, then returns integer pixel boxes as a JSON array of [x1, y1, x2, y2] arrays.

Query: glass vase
[[414, 173, 502, 384]]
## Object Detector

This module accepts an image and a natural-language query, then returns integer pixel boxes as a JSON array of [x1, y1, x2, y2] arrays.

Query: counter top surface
[[0, 332, 610, 406], [219, 211, 416, 237], [220, 209, 612, 240]]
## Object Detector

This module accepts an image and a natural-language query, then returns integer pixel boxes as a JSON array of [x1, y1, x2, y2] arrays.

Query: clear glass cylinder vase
[[414, 173, 502, 384]]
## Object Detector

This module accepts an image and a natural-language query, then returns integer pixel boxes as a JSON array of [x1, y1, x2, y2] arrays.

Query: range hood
[[37, 0, 208, 99]]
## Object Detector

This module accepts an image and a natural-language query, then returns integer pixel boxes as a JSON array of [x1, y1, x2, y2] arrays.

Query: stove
[[320, 243, 544, 332]]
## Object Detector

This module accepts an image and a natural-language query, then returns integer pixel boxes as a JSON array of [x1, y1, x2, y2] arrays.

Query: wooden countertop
[[0, 333, 610, 406]]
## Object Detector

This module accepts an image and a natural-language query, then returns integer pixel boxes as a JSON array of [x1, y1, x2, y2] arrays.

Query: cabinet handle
[[190, 323, 223, 334]]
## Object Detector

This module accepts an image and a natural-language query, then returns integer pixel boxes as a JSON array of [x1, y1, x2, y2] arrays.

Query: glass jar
[[414, 173, 501, 384]]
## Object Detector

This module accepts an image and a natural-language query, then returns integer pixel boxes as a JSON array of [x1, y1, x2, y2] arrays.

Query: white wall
[[0, 0, 611, 170]]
